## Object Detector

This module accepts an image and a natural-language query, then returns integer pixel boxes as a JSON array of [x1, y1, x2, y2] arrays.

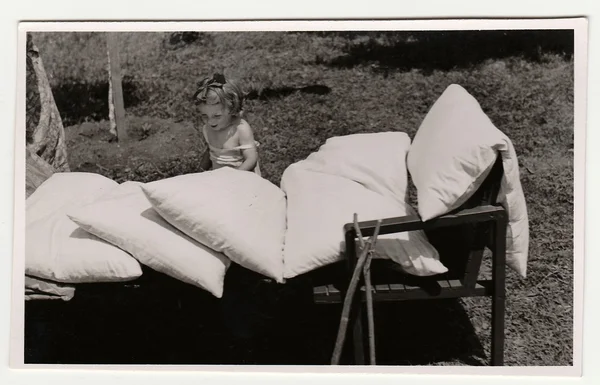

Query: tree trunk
[[26, 33, 70, 173], [106, 33, 128, 141], [107, 49, 118, 137]]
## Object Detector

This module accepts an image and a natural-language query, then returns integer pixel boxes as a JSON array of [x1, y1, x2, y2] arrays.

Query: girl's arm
[[237, 121, 258, 172]]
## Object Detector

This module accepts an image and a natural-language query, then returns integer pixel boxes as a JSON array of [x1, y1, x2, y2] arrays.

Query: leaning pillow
[[26, 172, 143, 283], [141, 168, 287, 283], [407, 84, 530, 278], [407, 84, 502, 221], [68, 181, 231, 298]]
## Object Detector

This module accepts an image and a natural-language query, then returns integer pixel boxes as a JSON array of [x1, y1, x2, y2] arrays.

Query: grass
[[29, 30, 574, 366]]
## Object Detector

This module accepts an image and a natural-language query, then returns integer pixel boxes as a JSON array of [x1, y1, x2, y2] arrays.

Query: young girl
[[193, 73, 261, 176]]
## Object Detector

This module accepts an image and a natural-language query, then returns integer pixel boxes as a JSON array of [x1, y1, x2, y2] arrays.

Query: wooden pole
[[352, 214, 377, 365], [106, 33, 128, 142], [331, 217, 382, 365]]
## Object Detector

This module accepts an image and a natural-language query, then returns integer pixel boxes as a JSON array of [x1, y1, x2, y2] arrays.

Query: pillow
[[26, 173, 143, 283], [407, 84, 502, 221], [281, 166, 447, 279], [141, 168, 287, 283], [407, 84, 530, 278], [27, 172, 119, 225], [68, 181, 231, 298], [299, 132, 412, 205]]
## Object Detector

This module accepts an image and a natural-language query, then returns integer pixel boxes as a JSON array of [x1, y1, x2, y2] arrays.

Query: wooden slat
[[343, 205, 506, 238], [389, 283, 405, 291], [371, 282, 489, 302], [403, 283, 420, 291], [314, 286, 327, 295], [438, 280, 452, 289], [314, 280, 493, 304], [374, 284, 389, 293]]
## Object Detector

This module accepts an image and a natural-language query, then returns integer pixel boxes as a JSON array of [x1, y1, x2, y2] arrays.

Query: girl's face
[[199, 103, 234, 131]]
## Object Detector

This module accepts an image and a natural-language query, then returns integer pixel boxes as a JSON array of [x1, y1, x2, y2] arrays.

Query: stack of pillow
[[25, 83, 528, 301], [25, 173, 143, 300], [26, 167, 288, 299]]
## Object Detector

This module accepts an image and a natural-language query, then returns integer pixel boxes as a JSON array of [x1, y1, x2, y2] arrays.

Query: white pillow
[[407, 84, 529, 278], [299, 132, 412, 205], [26, 173, 143, 283], [68, 181, 231, 297], [407, 84, 502, 220], [27, 172, 119, 225], [281, 166, 447, 279], [141, 168, 287, 283]]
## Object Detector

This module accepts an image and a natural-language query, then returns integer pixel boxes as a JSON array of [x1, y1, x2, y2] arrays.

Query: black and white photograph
[[11, 19, 586, 375]]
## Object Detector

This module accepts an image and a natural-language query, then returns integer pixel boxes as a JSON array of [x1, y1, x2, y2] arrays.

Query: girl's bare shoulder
[[236, 118, 254, 135]]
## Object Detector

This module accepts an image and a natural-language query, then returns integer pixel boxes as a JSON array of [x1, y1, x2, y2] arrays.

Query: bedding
[[408, 84, 529, 277], [26, 173, 143, 283], [141, 168, 287, 283], [25, 275, 75, 301], [68, 181, 231, 298], [281, 132, 447, 279]]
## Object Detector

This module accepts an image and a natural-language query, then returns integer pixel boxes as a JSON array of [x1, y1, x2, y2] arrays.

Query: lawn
[[29, 29, 574, 366]]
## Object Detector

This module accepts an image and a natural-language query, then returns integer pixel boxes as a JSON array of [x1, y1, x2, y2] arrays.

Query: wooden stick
[[354, 213, 366, 248], [364, 252, 376, 365], [363, 220, 381, 365], [331, 217, 382, 365], [352, 214, 376, 365]]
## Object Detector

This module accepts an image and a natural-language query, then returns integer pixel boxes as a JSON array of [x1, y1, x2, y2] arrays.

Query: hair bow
[[193, 73, 227, 101]]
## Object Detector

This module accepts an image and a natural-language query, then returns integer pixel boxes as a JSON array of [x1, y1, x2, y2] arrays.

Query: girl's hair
[[193, 73, 244, 116]]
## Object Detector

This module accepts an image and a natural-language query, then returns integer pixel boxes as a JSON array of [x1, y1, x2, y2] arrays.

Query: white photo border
[[4, 13, 592, 385]]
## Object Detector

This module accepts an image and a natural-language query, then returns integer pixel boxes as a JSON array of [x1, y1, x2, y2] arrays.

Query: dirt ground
[[65, 116, 205, 183]]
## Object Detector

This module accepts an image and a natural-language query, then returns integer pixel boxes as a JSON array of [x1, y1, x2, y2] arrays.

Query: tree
[[25, 33, 69, 197], [26, 33, 70, 173]]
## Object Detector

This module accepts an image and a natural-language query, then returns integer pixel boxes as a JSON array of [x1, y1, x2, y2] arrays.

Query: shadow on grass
[[324, 30, 574, 73], [246, 85, 331, 101], [162, 31, 213, 51], [52, 75, 145, 126]]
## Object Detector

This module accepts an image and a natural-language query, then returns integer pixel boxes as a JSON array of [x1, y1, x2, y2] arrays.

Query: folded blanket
[[25, 275, 75, 301], [494, 134, 530, 276]]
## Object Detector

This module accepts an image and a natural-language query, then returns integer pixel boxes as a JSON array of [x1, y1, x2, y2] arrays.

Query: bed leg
[[351, 305, 365, 365], [490, 215, 506, 366]]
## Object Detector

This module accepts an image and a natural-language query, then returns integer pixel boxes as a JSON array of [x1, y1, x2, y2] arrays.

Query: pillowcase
[[26, 173, 143, 283], [141, 168, 287, 283], [68, 181, 231, 298], [407, 84, 502, 221], [281, 166, 447, 279]]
